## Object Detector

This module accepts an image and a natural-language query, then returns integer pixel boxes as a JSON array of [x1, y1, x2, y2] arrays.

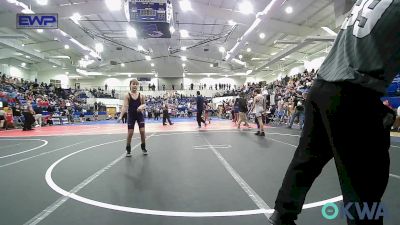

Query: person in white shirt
[[252, 89, 265, 136]]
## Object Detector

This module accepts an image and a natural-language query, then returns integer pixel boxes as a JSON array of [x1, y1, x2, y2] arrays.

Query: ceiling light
[[105, 0, 121, 11], [225, 75, 228, 77], [145, 55, 151, 61], [259, 33, 266, 39], [155, 74, 158, 78], [285, 6, 293, 14], [183, 73, 186, 77], [182, 63, 186, 67], [228, 20, 236, 26], [210, 64, 213, 67], [179, 0, 192, 12], [246, 48, 251, 52], [21, 63, 26, 67], [127, 26, 137, 38], [70, 13, 81, 24], [108, 75, 111, 77], [53, 65, 57, 68], [37, 29, 43, 33], [121, 63, 125, 67], [321, 27, 338, 36], [271, 52, 277, 56], [207, 74, 210, 77], [180, 30, 189, 38], [181, 56, 187, 61], [128, 74, 131, 77], [64, 44, 70, 49], [239, 1, 253, 15], [21, 44, 25, 47], [239, 54, 243, 59], [36, 0, 48, 5], [181, 46, 187, 51], [95, 43, 104, 53], [65, 71, 69, 75], [85, 55, 89, 60], [169, 26, 175, 34], [138, 45, 144, 51], [219, 46, 225, 53], [151, 63, 155, 67], [25, 55, 30, 59]]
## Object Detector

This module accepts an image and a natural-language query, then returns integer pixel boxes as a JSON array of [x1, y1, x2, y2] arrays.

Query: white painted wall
[[288, 65, 305, 76], [38, 70, 71, 88], [37, 72, 247, 91], [0, 64, 36, 81], [304, 57, 326, 71]]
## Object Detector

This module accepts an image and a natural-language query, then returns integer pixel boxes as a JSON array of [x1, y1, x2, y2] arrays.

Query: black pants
[[197, 110, 206, 127], [23, 112, 35, 130], [274, 80, 390, 225], [163, 113, 172, 125]]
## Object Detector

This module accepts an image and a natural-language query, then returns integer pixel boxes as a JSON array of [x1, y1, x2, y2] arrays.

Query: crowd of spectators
[[1, 69, 316, 130], [212, 69, 317, 128], [0, 72, 93, 130]]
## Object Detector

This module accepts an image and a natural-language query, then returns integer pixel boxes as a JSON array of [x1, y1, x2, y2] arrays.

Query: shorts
[[255, 111, 264, 118], [127, 112, 145, 129]]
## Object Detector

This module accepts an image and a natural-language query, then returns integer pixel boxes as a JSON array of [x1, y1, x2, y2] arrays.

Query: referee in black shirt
[[269, 1, 400, 225], [196, 91, 206, 128]]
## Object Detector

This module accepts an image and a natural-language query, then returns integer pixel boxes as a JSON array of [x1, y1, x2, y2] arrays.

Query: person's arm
[[137, 94, 146, 112], [119, 94, 129, 120]]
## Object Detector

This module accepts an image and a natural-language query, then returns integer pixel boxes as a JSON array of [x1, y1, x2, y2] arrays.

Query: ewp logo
[[322, 202, 388, 221], [17, 13, 58, 29]]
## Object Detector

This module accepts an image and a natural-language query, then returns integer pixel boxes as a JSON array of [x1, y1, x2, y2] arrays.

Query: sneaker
[[268, 211, 296, 225], [260, 132, 265, 136], [126, 145, 131, 157], [141, 143, 148, 155], [255, 131, 260, 135]]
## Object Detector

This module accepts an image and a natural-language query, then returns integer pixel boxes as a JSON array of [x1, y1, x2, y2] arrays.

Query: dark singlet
[[128, 92, 141, 114], [127, 92, 145, 129]]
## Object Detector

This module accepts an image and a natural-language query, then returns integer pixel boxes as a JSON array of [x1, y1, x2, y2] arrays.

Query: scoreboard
[[130, 0, 167, 22], [124, 0, 173, 38]]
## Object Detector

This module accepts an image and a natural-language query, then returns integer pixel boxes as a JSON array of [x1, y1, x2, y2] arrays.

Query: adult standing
[[196, 91, 206, 128], [269, 1, 400, 224]]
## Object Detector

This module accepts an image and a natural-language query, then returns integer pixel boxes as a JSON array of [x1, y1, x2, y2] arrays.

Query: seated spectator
[[0, 106, 7, 130]]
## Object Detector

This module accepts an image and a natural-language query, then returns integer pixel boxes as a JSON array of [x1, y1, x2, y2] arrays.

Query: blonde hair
[[130, 78, 139, 86]]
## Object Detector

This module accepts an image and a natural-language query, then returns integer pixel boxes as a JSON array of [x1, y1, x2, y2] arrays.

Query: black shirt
[[318, 0, 400, 94]]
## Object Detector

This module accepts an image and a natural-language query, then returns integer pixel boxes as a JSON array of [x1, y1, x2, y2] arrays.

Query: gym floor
[[1, 120, 399, 225]]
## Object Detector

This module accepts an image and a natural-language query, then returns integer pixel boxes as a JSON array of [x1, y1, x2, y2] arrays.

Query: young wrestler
[[119, 79, 148, 156]]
